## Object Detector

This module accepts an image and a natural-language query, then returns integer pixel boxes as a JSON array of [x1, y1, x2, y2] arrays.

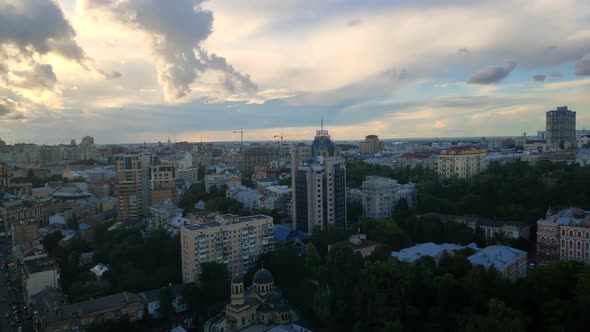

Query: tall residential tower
[[291, 123, 346, 234], [546, 106, 576, 150]]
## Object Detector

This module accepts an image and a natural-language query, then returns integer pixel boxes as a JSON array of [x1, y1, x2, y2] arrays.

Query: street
[[0, 238, 30, 332]]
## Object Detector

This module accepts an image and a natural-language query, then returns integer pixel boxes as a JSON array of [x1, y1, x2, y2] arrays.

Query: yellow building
[[437, 147, 487, 179], [115, 155, 148, 221], [150, 164, 176, 205], [180, 215, 275, 283]]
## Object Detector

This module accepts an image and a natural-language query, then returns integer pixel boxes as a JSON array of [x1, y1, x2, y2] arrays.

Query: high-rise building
[[180, 214, 275, 283], [359, 135, 385, 154], [537, 207, 590, 265], [115, 154, 149, 221], [437, 146, 487, 179], [243, 146, 280, 173], [150, 164, 176, 205], [291, 124, 346, 234], [546, 106, 576, 149]]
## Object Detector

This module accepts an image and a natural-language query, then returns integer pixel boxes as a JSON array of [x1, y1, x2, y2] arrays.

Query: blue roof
[[79, 223, 91, 230], [2, 193, 17, 200], [273, 225, 295, 242], [468, 245, 526, 270], [392, 242, 478, 262]]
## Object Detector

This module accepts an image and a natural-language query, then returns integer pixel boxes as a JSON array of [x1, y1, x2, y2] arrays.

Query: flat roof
[[183, 214, 272, 231]]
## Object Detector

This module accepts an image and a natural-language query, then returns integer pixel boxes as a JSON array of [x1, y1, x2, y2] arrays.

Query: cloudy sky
[[1, 0, 590, 144]]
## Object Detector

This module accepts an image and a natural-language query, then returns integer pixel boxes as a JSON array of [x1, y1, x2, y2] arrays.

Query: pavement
[[0, 237, 33, 332]]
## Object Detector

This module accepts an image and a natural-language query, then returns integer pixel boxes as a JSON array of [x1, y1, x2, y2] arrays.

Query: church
[[211, 268, 294, 331]]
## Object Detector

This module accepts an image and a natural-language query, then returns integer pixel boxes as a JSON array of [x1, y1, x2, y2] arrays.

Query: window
[[579, 231, 583, 238], [561, 239, 565, 247], [578, 241, 582, 249], [562, 229, 566, 236], [587, 243, 589, 250], [570, 230, 574, 236]]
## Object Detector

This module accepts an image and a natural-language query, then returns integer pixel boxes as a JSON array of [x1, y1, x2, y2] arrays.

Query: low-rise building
[[209, 268, 294, 332], [392, 242, 478, 263], [32, 289, 145, 332], [464, 215, 530, 240], [536, 207, 590, 265], [176, 167, 199, 185], [149, 200, 183, 228], [21, 258, 59, 301], [468, 245, 527, 281], [328, 234, 380, 258], [140, 284, 188, 319]]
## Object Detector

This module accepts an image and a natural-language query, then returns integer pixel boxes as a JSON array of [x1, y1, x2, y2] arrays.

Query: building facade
[[437, 146, 487, 179], [361, 176, 416, 219], [537, 207, 590, 265], [468, 245, 527, 281], [150, 164, 176, 205], [115, 155, 148, 221], [358, 135, 385, 154], [180, 214, 275, 283], [546, 106, 576, 150], [291, 127, 346, 234], [243, 146, 280, 173]]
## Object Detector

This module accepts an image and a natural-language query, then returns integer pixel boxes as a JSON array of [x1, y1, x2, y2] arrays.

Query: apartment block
[[150, 164, 176, 205], [180, 214, 275, 283], [546, 106, 576, 150], [115, 154, 149, 221], [361, 176, 416, 219], [358, 135, 385, 154], [437, 146, 487, 179]]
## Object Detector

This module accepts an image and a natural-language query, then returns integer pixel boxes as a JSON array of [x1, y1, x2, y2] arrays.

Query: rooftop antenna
[[321, 116, 324, 131]]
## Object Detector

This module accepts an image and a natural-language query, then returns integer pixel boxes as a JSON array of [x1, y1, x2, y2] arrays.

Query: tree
[[159, 286, 174, 320], [304, 243, 321, 279], [42, 231, 64, 256], [199, 262, 230, 315]]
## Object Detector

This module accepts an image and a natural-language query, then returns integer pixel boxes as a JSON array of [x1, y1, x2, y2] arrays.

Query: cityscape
[[2, 1, 590, 332]]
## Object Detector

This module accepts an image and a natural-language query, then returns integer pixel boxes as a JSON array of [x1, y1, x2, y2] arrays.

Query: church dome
[[253, 268, 273, 284]]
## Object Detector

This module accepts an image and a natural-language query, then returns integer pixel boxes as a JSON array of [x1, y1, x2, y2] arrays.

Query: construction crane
[[274, 133, 295, 158], [233, 128, 245, 151]]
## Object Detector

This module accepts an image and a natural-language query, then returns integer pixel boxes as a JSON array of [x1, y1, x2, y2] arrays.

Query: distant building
[[243, 146, 280, 173], [463, 215, 530, 240], [180, 215, 275, 283], [328, 234, 380, 258], [21, 257, 59, 301], [140, 284, 188, 319], [150, 164, 176, 205], [291, 124, 346, 234], [437, 146, 487, 179], [392, 242, 478, 263], [32, 289, 145, 332], [115, 154, 150, 221], [176, 167, 199, 185], [361, 176, 416, 219], [210, 268, 294, 331], [576, 149, 590, 166], [537, 207, 590, 265], [149, 200, 183, 228], [546, 106, 576, 150], [391, 152, 438, 171], [358, 135, 385, 154], [468, 245, 527, 281]]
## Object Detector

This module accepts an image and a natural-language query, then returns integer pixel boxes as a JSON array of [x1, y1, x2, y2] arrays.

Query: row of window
[[561, 229, 590, 238]]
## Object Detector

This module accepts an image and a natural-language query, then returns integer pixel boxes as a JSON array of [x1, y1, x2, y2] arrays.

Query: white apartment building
[[361, 176, 416, 220]]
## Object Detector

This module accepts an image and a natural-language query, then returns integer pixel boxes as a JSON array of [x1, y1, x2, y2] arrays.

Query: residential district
[[0, 106, 589, 331]]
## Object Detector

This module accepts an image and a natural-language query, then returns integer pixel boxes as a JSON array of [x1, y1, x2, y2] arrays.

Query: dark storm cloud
[[467, 61, 516, 84], [533, 74, 546, 81]]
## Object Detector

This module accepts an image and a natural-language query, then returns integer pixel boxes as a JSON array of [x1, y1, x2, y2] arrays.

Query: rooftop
[[392, 242, 478, 262], [183, 214, 272, 231], [468, 245, 526, 270], [539, 207, 590, 227]]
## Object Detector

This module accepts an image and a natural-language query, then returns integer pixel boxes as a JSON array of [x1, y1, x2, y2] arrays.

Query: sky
[[1, 0, 590, 144]]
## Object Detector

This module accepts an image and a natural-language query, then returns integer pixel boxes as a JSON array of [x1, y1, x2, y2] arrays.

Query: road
[[0, 238, 30, 332]]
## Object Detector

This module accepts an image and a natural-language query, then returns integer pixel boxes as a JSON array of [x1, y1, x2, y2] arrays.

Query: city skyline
[[1, 0, 590, 144]]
